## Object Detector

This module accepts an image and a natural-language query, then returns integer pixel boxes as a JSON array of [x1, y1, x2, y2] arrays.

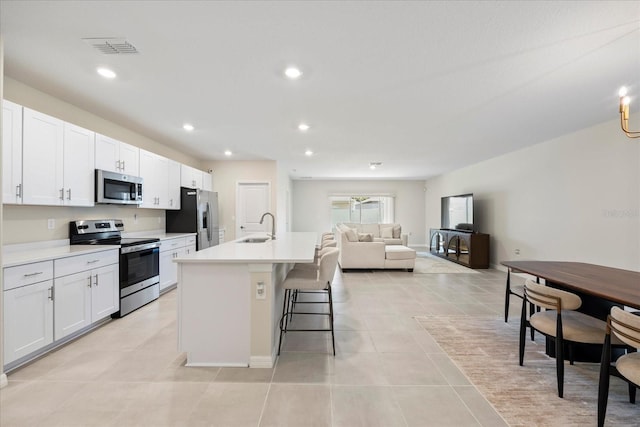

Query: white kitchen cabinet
[[95, 133, 140, 176], [54, 250, 119, 340], [202, 171, 213, 191], [139, 149, 170, 209], [159, 236, 196, 291], [2, 100, 23, 204], [167, 159, 181, 210], [3, 260, 55, 365], [63, 123, 95, 206], [181, 165, 203, 189], [22, 108, 95, 206]]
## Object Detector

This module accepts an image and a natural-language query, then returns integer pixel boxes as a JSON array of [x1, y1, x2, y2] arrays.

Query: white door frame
[[236, 181, 271, 238]]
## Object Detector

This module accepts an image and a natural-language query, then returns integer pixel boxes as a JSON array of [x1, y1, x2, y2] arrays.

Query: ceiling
[[1, 1, 639, 180]]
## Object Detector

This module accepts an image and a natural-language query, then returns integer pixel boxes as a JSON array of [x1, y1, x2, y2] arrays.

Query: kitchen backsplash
[[2, 204, 165, 244]]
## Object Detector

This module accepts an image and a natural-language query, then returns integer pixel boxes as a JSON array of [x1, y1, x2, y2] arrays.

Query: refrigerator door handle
[[206, 202, 212, 242]]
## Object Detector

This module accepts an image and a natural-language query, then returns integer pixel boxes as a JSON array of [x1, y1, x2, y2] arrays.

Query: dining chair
[[597, 307, 640, 427], [277, 248, 339, 356], [520, 279, 620, 398]]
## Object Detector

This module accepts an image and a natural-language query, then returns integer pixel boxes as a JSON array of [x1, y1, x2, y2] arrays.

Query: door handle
[[116, 160, 121, 170], [67, 188, 72, 200], [121, 160, 125, 171], [94, 274, 99, 287], [88, 276, 92, 288], [60, 188, 65, 200], [16, 183, 22, 198], [23, 271, 43, 277], [48, 287, 54, 301]]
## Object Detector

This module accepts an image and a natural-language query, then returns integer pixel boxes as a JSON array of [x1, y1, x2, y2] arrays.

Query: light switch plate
[[47, 218, 55, 230], [256, 281, 266, 300]]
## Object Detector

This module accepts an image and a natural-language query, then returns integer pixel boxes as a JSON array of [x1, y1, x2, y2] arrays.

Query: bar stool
[[278, 248, 339, 356]]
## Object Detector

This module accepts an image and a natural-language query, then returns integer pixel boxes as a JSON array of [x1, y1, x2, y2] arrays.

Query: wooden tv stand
[[429, 228, 490, 269]]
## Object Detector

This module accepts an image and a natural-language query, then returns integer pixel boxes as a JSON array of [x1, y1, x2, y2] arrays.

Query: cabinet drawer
[[3, 261, 54, 291], [55, 249, 119, 278], [185, 235, 196, 246], [161, 237, 186, 252]]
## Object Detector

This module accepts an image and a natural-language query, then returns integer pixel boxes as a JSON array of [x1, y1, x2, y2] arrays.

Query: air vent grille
[[82, 38, 139, 55]]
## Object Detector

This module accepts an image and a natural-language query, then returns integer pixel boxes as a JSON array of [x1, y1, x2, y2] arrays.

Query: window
[[330, 195, 394, 226]]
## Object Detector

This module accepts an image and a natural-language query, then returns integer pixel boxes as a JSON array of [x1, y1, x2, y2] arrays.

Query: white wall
[[425, 117, 640, 271], [291, 180, 426, 246]]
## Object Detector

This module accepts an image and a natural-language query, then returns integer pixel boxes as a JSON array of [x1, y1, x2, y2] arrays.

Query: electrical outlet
[[47, 218, 55, 230], [256, 281, 266, 300], [515, 248, 520, 255]]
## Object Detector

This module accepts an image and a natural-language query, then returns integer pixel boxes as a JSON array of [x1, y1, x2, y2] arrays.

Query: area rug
[[414, 314, 639, 426], [413, 252, 479, 274]]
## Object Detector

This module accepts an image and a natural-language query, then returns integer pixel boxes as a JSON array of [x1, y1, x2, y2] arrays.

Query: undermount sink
[[237, 237, 271, 243]]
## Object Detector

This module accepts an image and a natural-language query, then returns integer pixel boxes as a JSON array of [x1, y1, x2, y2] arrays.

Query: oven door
[[120, 246, 160, 291]]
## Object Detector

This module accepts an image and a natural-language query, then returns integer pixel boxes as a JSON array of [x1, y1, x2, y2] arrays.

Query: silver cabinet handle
[[88, 276, 92, 288], [67, 188, 71, 200], [87, 259, 100, 264], [169, 199, 173, 206], [94, 274, 99, 287], [116, 160, 121, 170], [48, 287, 54, 301], [121, 160, 125, 171], [16, 184, 22, 198], [60, 188, 65, 200], [23, 271, 43, 277]]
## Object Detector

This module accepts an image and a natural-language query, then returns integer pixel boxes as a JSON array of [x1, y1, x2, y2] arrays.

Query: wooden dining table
[[502, 260, 640, 361]]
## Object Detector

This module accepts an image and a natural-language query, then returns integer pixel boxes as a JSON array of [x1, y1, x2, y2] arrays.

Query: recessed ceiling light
[[298, 123, 310, 132], [305, 149, 313, 156], [284, 66, 302, 79], [96, 67, 116, 79], [224, 150, 232, 156], [370, 162, 382, 170], [183, 123, 194, 131]]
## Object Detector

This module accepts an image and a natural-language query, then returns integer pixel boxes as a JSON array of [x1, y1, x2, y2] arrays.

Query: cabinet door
[[185, 244, 197, 255], [119, 141, 139, 176], [159, 249, 177, 291], [3, 280, 54, 364], [202, 171, 213, 192], [139, 149, 158, 208], [54, 271, 92, 340], [155, 155, 170, 208], [63, 123, 95, 206], [95, 133, 120, 173], [22, 108, 64, 205], [2, 100, 23, 204], [181, 165, 202, 189], [91, 264, 119, 322], [167, 159, 181, 210]]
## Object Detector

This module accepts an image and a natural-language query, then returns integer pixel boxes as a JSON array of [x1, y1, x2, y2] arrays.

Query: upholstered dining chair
[[598, 307, 640, 427], [277, 247, 339, 356], [520, 279, 618, 398]]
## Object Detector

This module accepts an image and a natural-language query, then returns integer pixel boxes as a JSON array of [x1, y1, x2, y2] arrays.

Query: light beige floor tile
[[94, 349, 178, 382], [279, 331, 333, 353], [334, 312, 368, 331], [215, 366, 275, 383], [259, 384, 331, 427], [393, 385, 480, 426], [331, 352, 388, 385], [380, 352, 448, 385], [334, 331, 376, 353], [0, 380, 80, 426], [370, 331, 424, 353], [187, 382, 269, 426], [40, 349, 123, 381], [428, 353, 471, 385], [363, 313, 422, 332], [272, 352, 334, 384], [155, 353, 220, 382], [409, 330, 445, 354], [331, 385, 406, 427]]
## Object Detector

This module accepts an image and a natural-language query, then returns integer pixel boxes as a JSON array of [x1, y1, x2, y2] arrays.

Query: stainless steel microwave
[[95, 169, 143, 205]]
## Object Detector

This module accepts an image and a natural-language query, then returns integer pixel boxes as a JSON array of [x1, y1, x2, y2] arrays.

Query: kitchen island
[[173, 232, 317, 368]]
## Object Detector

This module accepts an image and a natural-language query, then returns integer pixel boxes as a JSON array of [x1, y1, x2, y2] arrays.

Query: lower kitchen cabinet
[[53, 263, 118, 340], [3, 280, 54, 364], [159, 235, 196, 292]]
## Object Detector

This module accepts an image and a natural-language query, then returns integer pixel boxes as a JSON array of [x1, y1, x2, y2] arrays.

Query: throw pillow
[[392, 224, 401, 238], [381, 227, 393, 239], [344, 227, 358, 242], [358, 233, 373, 242]]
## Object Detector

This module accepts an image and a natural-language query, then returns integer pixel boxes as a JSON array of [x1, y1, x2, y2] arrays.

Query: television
[[441, 193, 474, 231]]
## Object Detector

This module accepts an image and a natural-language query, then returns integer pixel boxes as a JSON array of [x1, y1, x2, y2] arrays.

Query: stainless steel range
[[69, 219, 160, 317]]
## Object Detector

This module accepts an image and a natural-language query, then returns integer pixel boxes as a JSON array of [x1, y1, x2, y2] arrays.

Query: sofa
[[335, 223, 415, 271]]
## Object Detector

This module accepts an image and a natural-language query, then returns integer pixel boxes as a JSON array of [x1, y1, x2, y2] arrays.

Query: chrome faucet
[[259, 212, 276, 240]]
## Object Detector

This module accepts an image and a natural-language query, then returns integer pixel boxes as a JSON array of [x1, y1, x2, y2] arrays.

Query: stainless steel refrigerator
[[166, 187, 219, 250]]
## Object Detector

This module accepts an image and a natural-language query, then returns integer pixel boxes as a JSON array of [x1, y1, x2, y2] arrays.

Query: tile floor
[[0, 262, 539, 426]]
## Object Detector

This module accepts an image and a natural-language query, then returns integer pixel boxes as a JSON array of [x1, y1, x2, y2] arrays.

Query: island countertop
[[173, 232, 317, 264]]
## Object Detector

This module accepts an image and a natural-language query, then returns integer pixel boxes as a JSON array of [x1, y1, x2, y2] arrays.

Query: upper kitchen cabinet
[[95, 134, 139, 176], [22, 108, 95, 206], [167, 159, 181, 210], [202, 171, 213, 191], [139, 149, 170, 209], [2, 100, 23, 204], [181, 165, 203, 189]]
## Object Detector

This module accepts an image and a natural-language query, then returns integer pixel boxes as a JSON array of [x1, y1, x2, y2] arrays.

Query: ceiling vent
[[82, 38, 138, 55]]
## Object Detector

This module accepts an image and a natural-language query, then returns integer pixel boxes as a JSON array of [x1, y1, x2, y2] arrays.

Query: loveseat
[[335, 223, 414, 271]]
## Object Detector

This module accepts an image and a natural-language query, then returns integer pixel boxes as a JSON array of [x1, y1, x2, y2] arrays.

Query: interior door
[[236, 183, 270, 238]]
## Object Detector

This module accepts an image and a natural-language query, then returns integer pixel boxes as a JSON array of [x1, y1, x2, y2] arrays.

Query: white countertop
[[2, 245, 120, 268], [174, 232, 317, 264]]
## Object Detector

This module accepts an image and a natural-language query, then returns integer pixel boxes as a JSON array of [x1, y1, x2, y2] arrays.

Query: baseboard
[[0, 373, 7, 388], [249, 355, 275, 368]]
